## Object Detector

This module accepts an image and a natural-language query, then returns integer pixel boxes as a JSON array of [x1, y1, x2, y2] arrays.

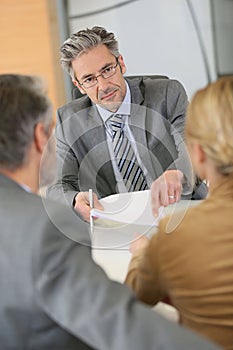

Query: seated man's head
[[0, 74, 55, 191], [60, 26, 127, 112], [186, 76, 233, 184]]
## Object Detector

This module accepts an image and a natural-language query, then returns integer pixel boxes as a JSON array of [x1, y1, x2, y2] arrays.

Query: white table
[[92, 244, 179, 322]]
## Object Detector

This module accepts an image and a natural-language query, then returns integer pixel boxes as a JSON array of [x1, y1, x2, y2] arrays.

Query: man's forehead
[[72, 45, 115, 78]]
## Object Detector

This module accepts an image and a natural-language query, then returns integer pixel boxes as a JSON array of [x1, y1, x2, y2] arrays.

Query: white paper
[[91, 190, 163, 226], [90, 191, 202, 249]]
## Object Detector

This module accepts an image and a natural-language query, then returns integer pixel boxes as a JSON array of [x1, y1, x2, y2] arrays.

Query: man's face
[[72, 44, 127, 112]]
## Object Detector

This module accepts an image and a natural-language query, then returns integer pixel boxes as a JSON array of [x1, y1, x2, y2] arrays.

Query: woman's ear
[[190, 142, 207, 180], [195, 143, 206, 163]]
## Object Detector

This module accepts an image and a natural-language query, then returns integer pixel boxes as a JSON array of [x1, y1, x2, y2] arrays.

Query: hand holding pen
[[73, 191, 104, 222], [89, 189, 94, 236]]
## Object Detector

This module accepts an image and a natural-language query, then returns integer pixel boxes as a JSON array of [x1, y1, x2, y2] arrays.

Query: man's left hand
[[150, 170, 183, 216]]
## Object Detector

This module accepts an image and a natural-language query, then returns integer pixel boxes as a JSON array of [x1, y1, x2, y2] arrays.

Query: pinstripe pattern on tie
[[109, 114, 148, 192]]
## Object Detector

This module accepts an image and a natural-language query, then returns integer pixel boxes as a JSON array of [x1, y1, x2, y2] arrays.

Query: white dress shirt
[[96, 81, 153, 192]]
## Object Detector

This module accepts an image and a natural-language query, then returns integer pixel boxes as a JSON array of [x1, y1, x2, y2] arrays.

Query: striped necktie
[[108, 114, 148, 192]]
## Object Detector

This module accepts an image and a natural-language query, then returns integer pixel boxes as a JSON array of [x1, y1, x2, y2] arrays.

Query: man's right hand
[[74, 191, 104, 222]]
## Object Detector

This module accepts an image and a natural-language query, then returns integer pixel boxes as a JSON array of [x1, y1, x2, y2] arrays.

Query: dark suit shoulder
[[142, 78, 188, 116], [58, 95, 92, 120], [127, 75, 183, 89], [127, 76, 186, 105], [143, 77, 186, 96], [11, 180, 91, 245], [38, 195, 91, 245]]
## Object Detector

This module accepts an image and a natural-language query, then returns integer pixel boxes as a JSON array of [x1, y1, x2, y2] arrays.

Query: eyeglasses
[[76, 58, 119, 89]]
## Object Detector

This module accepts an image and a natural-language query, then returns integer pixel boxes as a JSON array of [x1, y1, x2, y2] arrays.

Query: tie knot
[[109, 114, 123, 128], [108, 114, 124, 137]]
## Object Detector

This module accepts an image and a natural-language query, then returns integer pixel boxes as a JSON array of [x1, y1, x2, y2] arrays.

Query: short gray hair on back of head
[[60, 26, 120, 80], [0, 74, 52, 171]]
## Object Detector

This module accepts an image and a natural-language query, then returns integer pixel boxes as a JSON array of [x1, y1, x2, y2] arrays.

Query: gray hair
[[0, 74, 52, 170], [60, 26, 120, 80]]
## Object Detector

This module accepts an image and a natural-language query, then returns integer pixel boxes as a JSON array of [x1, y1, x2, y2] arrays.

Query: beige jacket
[[126, 176, 233, 349]]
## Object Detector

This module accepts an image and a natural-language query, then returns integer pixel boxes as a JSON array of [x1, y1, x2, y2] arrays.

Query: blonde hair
[[186, 76, 233, 175]]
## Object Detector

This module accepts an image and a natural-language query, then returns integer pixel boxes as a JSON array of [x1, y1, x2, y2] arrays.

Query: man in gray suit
[[48, 26, 205, 222], [0, 74, 219, 349]]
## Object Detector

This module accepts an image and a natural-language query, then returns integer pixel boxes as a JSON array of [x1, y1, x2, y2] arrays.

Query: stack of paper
[[90, 191, 202, 249], [91, 190, 162, 227], [90, 191, 162, 249]]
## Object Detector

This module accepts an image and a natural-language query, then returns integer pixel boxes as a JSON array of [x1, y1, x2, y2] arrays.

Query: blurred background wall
[[65, 0, 233, 99], [0, 0, 66, 116], [1, 0, 233, 109]]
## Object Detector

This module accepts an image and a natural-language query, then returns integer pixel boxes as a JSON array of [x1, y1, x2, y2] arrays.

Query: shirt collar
[[20, 183, 32, 193], [96, 80, 131, 124]]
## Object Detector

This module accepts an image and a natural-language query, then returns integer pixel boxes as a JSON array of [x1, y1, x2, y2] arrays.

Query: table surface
[[92, 244, 179, 321]]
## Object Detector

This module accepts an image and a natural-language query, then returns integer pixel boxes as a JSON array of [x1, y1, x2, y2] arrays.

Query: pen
[[89, 189, 94, 236]]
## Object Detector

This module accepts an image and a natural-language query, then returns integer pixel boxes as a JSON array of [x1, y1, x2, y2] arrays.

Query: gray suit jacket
[[0, 173, 220, 349], [48, 77, 197, 206]]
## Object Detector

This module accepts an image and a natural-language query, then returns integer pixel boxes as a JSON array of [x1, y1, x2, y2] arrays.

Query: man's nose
[[96, 75, 109, 90]]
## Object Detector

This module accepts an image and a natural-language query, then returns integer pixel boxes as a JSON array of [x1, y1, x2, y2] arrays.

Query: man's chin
[[101, 101, 121, 113]]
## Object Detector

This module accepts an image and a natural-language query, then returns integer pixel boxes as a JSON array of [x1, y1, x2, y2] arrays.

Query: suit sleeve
[[165, 80, 194, 195], [125, 233, 166, 305]]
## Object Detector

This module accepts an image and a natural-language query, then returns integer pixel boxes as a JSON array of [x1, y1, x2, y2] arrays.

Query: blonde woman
[[125, 76, 233, 349]]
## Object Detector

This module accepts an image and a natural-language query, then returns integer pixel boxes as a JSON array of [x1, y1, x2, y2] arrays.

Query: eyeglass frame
[[75, 58, 119, 89]]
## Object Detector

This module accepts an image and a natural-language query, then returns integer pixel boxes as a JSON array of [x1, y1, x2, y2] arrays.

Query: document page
[[91, 191, 157, 249], [91, 190, 162, 226], [91, 191, 202, 249]]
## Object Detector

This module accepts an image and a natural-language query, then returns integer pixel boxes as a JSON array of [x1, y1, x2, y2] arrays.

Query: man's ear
[[118, 54, 126, 75], [34, 122, 48, 154], [72, 80, 86, 95]]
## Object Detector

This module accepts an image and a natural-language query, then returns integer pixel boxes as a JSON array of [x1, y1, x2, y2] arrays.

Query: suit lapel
[[127, 78, 147, 146], [85, 105, 117, 195], [127, 79, 158, 183]]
